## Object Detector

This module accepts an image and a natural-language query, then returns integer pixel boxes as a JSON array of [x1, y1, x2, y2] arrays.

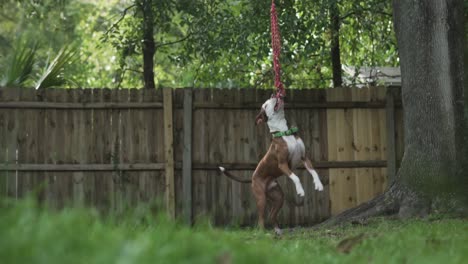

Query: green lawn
[[1, 198, 467, 264]]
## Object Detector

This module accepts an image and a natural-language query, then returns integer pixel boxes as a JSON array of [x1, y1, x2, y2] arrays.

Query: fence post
[[182, 88, 193, 225], [386, 87, 397, 185], [163, 88, 175, 219]]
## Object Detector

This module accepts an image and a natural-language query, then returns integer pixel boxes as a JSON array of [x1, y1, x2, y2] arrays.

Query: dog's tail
[[218, 167, 252, 183]]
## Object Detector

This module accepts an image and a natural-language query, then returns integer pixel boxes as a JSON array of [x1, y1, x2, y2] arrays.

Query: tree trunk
[[320, 0, 465, 226], [393, 0, 464, 198], [141, 0, 156, 89], [329, 0, 342, 88]]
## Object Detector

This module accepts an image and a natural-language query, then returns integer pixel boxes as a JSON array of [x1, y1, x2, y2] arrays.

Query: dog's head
[[255, 96, 283, 125]]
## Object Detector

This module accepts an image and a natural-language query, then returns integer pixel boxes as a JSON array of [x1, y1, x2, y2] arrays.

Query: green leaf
[[1, 41, 37, 88], [35, 46, 79, 89]]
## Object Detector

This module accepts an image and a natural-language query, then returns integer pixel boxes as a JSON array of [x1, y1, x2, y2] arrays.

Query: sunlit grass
[[0, 198, 466, 264]]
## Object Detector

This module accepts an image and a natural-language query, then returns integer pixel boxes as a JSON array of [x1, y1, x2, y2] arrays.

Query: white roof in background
[[342, 66, 401, 87]]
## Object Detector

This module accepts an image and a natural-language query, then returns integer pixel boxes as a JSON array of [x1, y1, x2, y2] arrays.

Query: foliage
[[101, 0, 398, 88], [0, 0, 81, 88], [0, 0, 398, 89], [0, 198, 467, 264], [35, 46, 79, 89], [0, 40, 37, 87], [0, 38, 77, 89]]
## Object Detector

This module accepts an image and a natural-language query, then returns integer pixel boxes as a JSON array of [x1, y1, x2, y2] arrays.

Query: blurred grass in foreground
[[0, 198, 467, 264]]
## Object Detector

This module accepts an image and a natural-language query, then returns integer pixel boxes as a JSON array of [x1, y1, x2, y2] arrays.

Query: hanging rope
[[270, 0, 285, 111]]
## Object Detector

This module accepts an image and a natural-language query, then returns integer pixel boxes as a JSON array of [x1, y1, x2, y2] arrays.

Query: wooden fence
[[0, 87, 403, 226]]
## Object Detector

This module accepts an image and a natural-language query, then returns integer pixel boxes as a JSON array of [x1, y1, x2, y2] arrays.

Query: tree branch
[[104, 4, 137, 37], [0, 12, 15, 22], [340, 8, 391, 20], [114, 67, 143, 89], [155, 32, 193, 49]]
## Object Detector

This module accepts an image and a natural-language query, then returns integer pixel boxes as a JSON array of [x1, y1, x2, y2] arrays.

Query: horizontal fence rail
[[0, 101, 400, 110], [1, 160, 387, 171], [0, 87, 404, 226]]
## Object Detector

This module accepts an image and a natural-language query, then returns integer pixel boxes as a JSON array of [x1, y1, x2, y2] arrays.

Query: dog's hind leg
[[303, 158, 324, 191], [267, 181, 284, 235], [252, 180, 267, 229]]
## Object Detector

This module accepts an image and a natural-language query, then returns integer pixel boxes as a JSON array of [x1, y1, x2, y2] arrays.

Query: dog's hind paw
[[274, 227, 283, 236]]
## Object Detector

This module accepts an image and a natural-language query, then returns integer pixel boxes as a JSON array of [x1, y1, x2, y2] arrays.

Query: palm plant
[[35, 46, 78, 89], [0, 37, 78, 89], [0, 41, 37, 87]]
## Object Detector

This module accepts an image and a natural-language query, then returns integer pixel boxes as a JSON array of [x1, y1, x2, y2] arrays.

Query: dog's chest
[[282, 135, 305, 169]]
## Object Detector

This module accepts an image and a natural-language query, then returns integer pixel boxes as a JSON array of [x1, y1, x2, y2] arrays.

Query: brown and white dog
[[219, 97, 323, 235]]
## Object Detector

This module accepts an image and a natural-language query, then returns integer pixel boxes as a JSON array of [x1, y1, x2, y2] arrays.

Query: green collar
[[272, 127, 298, 138]]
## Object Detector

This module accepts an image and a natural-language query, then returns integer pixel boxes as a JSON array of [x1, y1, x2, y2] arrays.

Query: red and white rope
[[270, 0, 285, 111]]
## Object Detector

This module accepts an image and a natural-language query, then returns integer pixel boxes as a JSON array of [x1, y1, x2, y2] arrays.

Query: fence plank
[[126, 89, 142, 210], [61, 90, 75, 207], [82, 89, 94, 207], [370, 108, 383, 197], [42, 89, 56, 207], [0, 89, 6, 196], [326, 90, 338, 216], [163, 88, 175, 219], [231, 90, 244, 225], [318, 89, 330, 219], [328, 88, 357, 215], [94, 89, 111, 211], [153, 89, 166, 210], [133, 89, 149, 210], [192, 89, 204, 221], [70, 89, 84, 206], [182, 88, 193, 225], [175, 89, 185, 216], [376, 87, 388, 192], [353, 88, 374, 205], [52, 89, 70, 208], [209, 89, 221, 224], [205, 89, 216, 223], [17, 89, 38, 198], [386, 87, 397, 185], [221, 89, 235, 224], [101, 89, 115, 211], [118, 89, 134, 211], [37, 88, 48, 203], [111, 89, 123, 213], [241, 89, 258, 225], [137, 89, 149, 208]]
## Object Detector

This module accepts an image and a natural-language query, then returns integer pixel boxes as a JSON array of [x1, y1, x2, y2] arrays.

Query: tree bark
[[393, 0, 464, 196], [329, 0, 342, 88], [320, 0, 465, 226], [140, 0, 156, 89]]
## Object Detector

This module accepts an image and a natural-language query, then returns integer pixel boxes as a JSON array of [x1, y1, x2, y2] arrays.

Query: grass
[[0, 198, 467, 264]]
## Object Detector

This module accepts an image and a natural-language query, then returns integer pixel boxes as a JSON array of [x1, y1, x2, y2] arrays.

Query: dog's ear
[[255, 108, 266, 125]]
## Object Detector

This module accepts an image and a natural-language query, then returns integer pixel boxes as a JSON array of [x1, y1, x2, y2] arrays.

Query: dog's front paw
[[298, 187, 305, 197], [314, 181, 324, 191]]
